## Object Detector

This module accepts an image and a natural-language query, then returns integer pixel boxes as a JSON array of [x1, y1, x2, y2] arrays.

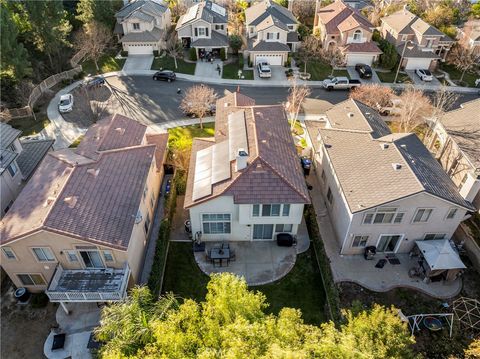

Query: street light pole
[[394, 40, 411, 84]]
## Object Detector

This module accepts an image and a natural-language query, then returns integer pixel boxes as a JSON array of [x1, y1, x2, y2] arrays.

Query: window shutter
[[206, 27, 209, 37], [195, 28, 198, 36], [277, 33, 280, 39]]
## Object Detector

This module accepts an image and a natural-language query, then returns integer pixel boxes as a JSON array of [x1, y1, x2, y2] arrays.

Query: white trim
[[2, 247, 17, 261], [412, 207, 434, 224], [16, 273, 47, 286], [30, 247, 57, 263]]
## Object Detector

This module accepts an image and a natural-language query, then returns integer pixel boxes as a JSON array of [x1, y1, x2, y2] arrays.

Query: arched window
[[353, 29, 362, 41]]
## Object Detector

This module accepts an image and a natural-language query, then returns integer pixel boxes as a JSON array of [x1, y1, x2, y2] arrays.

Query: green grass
[[167, 123, 215, 151], [9, 116, 50, 136], [440, 63, 478, 87], [288, 119, 304, 136], [376, 71, 411, 84], [68, 135, 84, 148], [151, 56, 196, 75], [297, 60, 350, 81], [81, 54, 126, 75], [222, 59, 254, 80]]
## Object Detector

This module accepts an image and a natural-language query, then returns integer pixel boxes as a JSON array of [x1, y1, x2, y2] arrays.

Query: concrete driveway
[[346, 66, 381, 84], [254, 65, 286, 81], [122, 55, 154, 71], [406, 70, 442, 86], [195, 59, 222, 78]]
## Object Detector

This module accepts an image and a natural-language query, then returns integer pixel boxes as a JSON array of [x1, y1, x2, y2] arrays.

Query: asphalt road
[[100, 75, 477, 125]]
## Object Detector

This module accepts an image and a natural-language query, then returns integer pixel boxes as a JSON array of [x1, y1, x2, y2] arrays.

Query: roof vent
[[43, 196, 56, 207], [236, 148, 248, 171], [87, 168, 100, 177], [400, 144, 407, 148], [392, 163, 402, 170], [380, 143, 389, 150], [347, 112, 354, 118], [115, 127, 125, 135], [64, 196, 78, 208]]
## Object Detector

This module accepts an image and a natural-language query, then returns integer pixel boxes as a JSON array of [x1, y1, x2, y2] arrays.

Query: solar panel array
[[211, 3, 226, 17], [183, 4, 199, 24], [192, 146, 213, 201], [228, 110, 248, 161]]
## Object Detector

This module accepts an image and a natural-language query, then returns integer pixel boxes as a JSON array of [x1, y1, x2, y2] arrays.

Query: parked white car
[[415, 69, 433, 82], [257, 61, 271, 78], [58, 94, 74, 113]]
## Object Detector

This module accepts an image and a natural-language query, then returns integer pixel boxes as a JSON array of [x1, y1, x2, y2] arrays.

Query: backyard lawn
[[168, 123, 215, 151], [440, 63, 478, 87], [376, 71, 412, 83], [152, 56, 196, 75], [222, 58, 254, 80], [162, 242, 327, 325], [297, 60, 350, 81], [81, 54, 125, 75], [9, 116, 50, 136]]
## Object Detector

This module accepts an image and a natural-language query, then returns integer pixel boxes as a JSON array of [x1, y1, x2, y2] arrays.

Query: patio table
[[210, 248, 230, 267]]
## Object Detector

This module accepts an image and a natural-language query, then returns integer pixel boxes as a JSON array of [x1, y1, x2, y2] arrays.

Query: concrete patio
[[307, 167, 462, 299], [194, 220, 310, 286]]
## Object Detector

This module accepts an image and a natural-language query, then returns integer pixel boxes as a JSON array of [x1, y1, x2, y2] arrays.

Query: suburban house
[[426, 99, 480, 212], [0, 114, 168, 306], [0, 122, 53, 217], [184, 91, 310, 243], [176, 1, 229, 59], [457, 19, 480, 55], [245, 0, 299, 66], [314, 0, 382, 66], [305, 99, 474, 256], [380, 8, 453, 70], [115, 0, 172, 55]]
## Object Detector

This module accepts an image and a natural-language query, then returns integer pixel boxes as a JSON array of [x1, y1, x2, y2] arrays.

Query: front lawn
[[152, 55, 196, 75], [222, 58, 254, 80], [296, 60, 350, 81], [162, 242, 327, 325], [81, 54, 126, 75], [9, 116, 50, 136], [440, 63, 478, 87], [376, 71, 412, 84]]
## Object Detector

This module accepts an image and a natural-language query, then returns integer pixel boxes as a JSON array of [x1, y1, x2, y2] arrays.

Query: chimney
[[235, 148, 248, 171]]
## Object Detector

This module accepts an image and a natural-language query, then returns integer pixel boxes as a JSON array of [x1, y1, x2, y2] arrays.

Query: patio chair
[[229, 249, 236, 262], [222, 242, 229, 249], [205, 249, 212, 263]]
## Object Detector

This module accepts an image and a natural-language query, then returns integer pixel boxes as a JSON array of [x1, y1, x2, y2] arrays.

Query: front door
[[79, 250, 105, 268], [377, 235, 402, 253]]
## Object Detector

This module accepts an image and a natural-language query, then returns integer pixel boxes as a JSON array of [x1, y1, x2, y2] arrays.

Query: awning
[[416, 239, 466, 271]]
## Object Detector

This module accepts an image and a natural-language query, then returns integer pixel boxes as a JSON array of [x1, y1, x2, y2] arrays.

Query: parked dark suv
[[85, 76, 106, 88], [355, 63, 372, 79], [153, 70, 176, 82]]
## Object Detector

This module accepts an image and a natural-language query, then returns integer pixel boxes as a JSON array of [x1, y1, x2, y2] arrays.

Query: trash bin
[[364, 246, 376, 260], [14, 287, 31, 303], [300, 157, 312, 176]]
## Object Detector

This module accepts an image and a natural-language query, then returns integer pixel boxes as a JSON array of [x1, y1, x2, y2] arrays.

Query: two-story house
[[305, 99, 474, 256], [0, 122, 53, 217], [245, 0, 299, 66], [184, 91, 310, 244], [176, 1, 229, 59], [115, 0, 172, 55], [314, 1, 382, 66], [426, 99, 480, 212], [0, 114, 168, 308], [380, 8, 453, 70], [458, 19, 480, 55]]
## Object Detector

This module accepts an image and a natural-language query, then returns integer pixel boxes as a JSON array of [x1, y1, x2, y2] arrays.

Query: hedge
[[189, 48, 197, 61]]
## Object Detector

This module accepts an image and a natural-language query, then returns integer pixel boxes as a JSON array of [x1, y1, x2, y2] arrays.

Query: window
[[327, 187, 333, 204], [446, 208, 458, 219], [133, 23, 140, 30], [4, 200, 14, 214], [321, 169, 326, 181], [17, 274, 46, 286], [424, 233, 446, 240], [215, 24, 224, 30], [2, 247, 16, 260], [275, 224, 293, 232], [253, 204, 260, 217], [198, 27, 206, 36], [262, 204, 281, 216], [32, 247, 55, 262], [363, 208, 404, 224], [288, 25, 294, 30], [7, 162, 18, 177], [425, 39, 433, 48], [282, 204, 290, 217], [150, 193, 155, 209], [352, 235, 369, 248], [202, 214, 231, 234], [253, 224, 274, 239], [249, 26, 255, 33], [413, 208, 433, 223], [401, 34, 408, 41], [267, 32, 279, 40], [353, 29, 362, 40], [103, 250, 114, 262], [144, 213, 151, 234], [143, 186, 148, 200], [458, 174, 468, 189], [65, 250, 78, 262]]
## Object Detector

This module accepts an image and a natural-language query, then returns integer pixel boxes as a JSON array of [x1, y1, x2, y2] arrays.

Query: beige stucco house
[[115, 0, 172, 55], [380, 8, 453, 70], [457, 19, 480, 55], [185, 92, 310, 243], [305, 99, 474, 256], [245, 0, 299, 66], [314, 0, 382, 66], [426, 99, 480, 212], [0, 122, 53, 218], [0, 114, 168, 306]]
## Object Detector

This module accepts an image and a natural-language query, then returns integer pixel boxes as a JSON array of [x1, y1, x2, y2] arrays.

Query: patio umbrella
[[415, 239, 466, 271]]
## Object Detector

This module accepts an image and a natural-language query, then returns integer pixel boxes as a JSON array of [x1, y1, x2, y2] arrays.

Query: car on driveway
[[58, 94, 74, 113], [354, 64, 372, 79], [84, 76, 106, 88], [153, 70, 176, 82], [415, 69, 433, 82], [257, 62, 272, 78]]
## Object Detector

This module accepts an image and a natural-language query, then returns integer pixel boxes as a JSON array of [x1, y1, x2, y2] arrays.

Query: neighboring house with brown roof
[[0, 114, 168, 303], [305, 99, 474, 256], [0, 122, 53, 218], [380, 8, 453, 70], [426, 99, 480, 212], [245, 0, 299, 66], [314, 0, 382, 66], [457, 20, 480, 55], [115, 0, 171, 55], [185, 92, 309, 243]]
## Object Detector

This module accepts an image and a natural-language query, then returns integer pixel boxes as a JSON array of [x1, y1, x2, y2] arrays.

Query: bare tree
[[397, 87, 432, 133], [286, 78, 311, 130], [349, 84, 395, 111], [321, 47, 345, 76], [74, 21, 113, 72], [180, 85, 217, 129], [447, 45, 480, 83], [167, 0, 188, 22], [292, 0, 316, 25], [298, 35, 322, 74], [165, 32, 184, 69]]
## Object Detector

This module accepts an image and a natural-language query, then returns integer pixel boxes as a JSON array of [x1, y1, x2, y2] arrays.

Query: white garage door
[[346, 53, 375, 66], [128, 44, 153, 55], [255, 54, 283, 66], [404, 57, 432, 70]]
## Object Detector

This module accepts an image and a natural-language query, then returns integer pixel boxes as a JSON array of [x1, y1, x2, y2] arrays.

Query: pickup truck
[[257, 62, 272, 78], [322, 77, 361, 91]]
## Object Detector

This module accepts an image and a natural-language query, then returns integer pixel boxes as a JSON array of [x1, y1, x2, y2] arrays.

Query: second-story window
[[363, 208, 404, 224], [252, 204, 290, 217], [7, 162, 18, 177], [446, 208, 458, 219], [413, 208, 433, 223], [32, 247, 56, 262], [133, 23, 140, 30], [215, 24, 224, 30], [353, 29, 362, 41]]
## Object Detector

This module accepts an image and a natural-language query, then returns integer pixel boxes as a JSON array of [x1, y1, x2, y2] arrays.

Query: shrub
[[238, 55, 244, 68], [121, 50, 128, 57], [153, 50, 159, 57], [31, 293, 49, 308], [285, 55, 292, 67], [189, 48, 197, 61], [229, 35, 243, 55], [220, 48, 226, 61], [297, 23, 311, 40], [372, 29, 381, 42], [378, 39, 398, 70], [248, 59, 253, 67], [73, 71, 86, 80]]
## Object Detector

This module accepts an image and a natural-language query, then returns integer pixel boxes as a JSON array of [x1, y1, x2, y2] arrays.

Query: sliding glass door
[[377, 235, 402, 253]]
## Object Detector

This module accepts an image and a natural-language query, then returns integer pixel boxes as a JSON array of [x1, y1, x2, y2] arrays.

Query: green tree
[[95, 273, 415, 358], [297, 23, 311, 41], [378, 39, 398, 69], [229, 34, 243, 55], [76, 0, 123, 29], [0, 0, 31, 78], [472, 3, 480, 18]]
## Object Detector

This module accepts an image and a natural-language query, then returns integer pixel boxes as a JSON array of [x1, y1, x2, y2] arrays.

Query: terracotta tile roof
[[1, 115, 167, 250], [184, 92, 309, 208], [146, 133, 169, 171], [381, 9, 445, 37], [317, 1, 373, 34]]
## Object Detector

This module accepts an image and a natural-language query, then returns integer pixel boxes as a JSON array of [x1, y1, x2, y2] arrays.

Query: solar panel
[[211, 141, 230, 184], [228, 110, 248, 161], [192, 146, 213, 201], [183, 4, 199, 24], [210, 3, 226, 17]]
